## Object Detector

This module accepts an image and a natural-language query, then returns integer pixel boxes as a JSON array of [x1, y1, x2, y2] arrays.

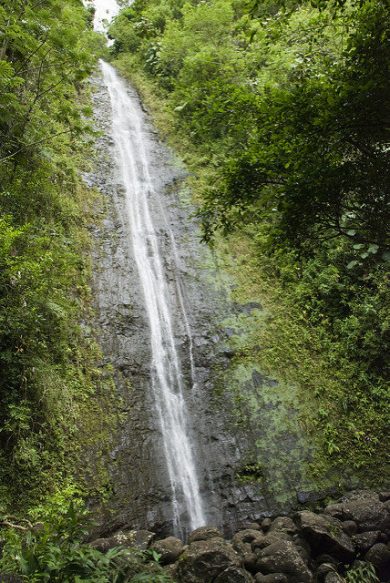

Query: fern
[[345, 561, 379, 583]]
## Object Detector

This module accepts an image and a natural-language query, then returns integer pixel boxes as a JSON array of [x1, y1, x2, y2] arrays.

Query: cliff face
[[87, 69, 245, 535], [86, 65, 346, 538]]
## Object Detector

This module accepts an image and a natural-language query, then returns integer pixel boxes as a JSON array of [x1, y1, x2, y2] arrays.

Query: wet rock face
[[87, 65, 389, 541], [88, 70, 272, 537]]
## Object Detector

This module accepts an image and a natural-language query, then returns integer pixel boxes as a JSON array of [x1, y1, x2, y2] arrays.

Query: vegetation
[[0, 0, 115, 511], [0, 489, 173, 582], [1, 0, 389, 578], [109, 0, 389, 479], [345, 561, 379, 583]]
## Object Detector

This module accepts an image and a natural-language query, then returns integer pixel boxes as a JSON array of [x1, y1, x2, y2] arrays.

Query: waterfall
[[100, 60, 205, 533], [88, 0, 119, 35]]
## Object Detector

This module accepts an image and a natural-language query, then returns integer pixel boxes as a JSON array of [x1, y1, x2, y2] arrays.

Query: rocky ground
[[90, 490, 390, 582]]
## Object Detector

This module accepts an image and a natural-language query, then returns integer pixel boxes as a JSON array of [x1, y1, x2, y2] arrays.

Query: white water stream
[[93, 0, 206, 532]]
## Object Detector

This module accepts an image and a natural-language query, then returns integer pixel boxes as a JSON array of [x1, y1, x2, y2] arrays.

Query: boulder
[[234, 530, 266, 546], [90, 529, 155, 552], [90, 537, 118, 553], [175, 538, 240, 583], [269, 517, 298, 536], [340, 491, 390, 532], [292, 536, 311, 562], [315, 554, 339, 567], [252, 533, 292, 552], [324, 573, 344, 583], [239, 522, 262, 531], [151, 536, 184, 565], [365, 543, 390, 580], [233, 530, 264, 573], [163, 564, 177, 579], [255, 574, 288, 582], [214, 566, 254, 582], [352, 531, 380, 553], [316, 563, 339, 581], [341, 521, 358, 536], [296, 511, 354, 561], [261, 518, 272, 532], [379, 492, 390, 502], [188, 526, 223, 544], [256, 540, 313, 583], [323, 504, 344, 520]]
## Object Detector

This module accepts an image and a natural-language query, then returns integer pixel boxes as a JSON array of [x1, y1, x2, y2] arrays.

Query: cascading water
[[88, 0, 308, 540], [99, 60, 205, 533]]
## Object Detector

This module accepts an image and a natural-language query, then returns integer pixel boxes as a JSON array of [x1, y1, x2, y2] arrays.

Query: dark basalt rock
[[214, 566, 254, 582], [239, 522, 262, 531], [175, 538, 240, 583], [379, 492, 390, 502], [187, 526, 224, 544], [234, 530, 266, 546], [151, 536, 184, 565], [352, 530, 381, 553], [296, 511, 354, 562], [261, 518, 272, 532], [324, 491, 390, 534], [297, 488, 339, 506], [233, 530, 264, 573], [315, 553, 340, 567], [255, 540, 313, 582], [341, 520, 357, 536], [269, 517, 298, 536], [86, 489, 390, 582], [315, 554, 339, 567], [324, 573, 344, 583], [253, 532, 293, 553], [90, 529, 156, 552], [316, 563, 339, 581], [338, 491, 390, 532], [323, 505, 344, 520], [292, 535, 311, 562], [365, 543, 390, 580], [255, 574, 288, 582]]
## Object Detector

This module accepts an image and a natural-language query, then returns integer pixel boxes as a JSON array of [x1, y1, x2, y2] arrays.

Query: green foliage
[[130, 574, 172, 583], [109, 0, 390, 478], [236, 461, 264, 483], [345, 561, 379, 583], [0, 1, 115, 510], [0, 492, 173, 582]]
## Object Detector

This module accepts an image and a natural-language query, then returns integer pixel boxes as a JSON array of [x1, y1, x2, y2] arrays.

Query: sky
[[88, 0, 121, 34]]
